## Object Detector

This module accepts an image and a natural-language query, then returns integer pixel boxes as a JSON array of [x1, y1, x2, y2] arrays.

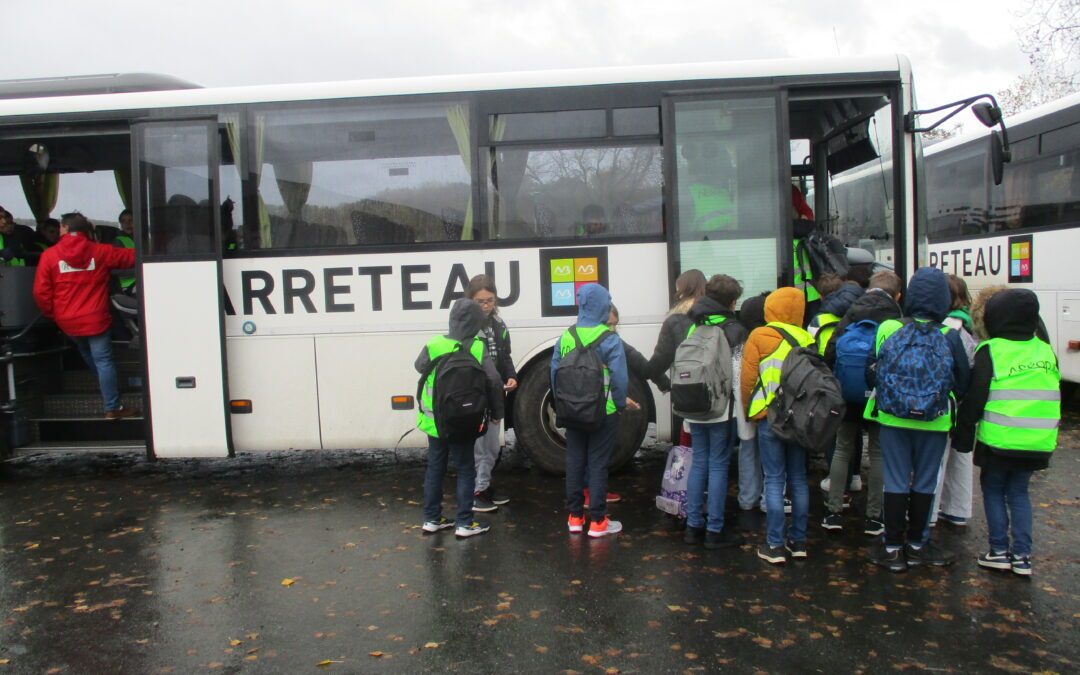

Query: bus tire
[[513, 362, 649, 476]]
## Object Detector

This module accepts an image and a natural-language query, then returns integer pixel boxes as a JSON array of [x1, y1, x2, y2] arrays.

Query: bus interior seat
[[96, 225, 120, 245], [351, 210, 415, 245]]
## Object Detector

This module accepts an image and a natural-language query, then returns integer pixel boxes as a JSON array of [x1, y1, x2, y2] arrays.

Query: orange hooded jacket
[[740, 287, 806, 420]]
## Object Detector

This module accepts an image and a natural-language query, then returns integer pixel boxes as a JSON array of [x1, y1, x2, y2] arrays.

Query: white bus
[[0, 57, 924, 469], [829, 91, 1080, 384]]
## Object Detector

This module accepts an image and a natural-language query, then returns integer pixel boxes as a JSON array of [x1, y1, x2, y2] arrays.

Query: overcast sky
[[3, 0, 1029, 128]]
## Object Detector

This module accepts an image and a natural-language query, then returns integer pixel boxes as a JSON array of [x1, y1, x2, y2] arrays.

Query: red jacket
[[33, 233, 136, 336]]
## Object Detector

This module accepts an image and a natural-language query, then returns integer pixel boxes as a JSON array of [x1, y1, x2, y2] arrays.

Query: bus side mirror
[[972, 102, 1002, 128], [990, 130, 1005, 186]]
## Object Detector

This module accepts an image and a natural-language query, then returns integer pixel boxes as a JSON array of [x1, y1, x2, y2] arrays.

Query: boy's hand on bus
[[626, 398, 641, 411], [504, 378, 518, 392]]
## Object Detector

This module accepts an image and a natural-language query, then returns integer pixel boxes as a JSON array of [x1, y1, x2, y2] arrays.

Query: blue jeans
[[737, 436, 762, 510], [687, 420, 733, 532], [70, 331, 120, 411], [566, 413, 619, 521], [423, 435, 476, 527], [879, 425, 948, 547], [980, 467, 1034, 557], [757, 420, 809, 548]]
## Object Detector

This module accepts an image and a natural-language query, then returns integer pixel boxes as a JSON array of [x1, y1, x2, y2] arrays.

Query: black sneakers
[[757, 543, 786, 565], [785, 540, 807, 559], [863, 518, 885, 537], [704, 529, 741, 550], [683, 525, 705, 545], [905, 541, 956, 567], [821, 512, 844, 532], [472, 491, 498, 513], [869, 543, 907, 573]]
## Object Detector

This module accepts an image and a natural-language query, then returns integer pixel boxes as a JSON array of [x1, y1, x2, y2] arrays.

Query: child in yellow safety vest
[[954, 288, 1059, 577]]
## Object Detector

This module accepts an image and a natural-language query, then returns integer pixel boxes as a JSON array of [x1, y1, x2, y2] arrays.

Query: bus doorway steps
[[34, 418, 144, 444]]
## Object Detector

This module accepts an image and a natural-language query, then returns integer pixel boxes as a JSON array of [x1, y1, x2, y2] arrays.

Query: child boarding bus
[[0, 57, 926, 469], [829, 91, 1080, 386]]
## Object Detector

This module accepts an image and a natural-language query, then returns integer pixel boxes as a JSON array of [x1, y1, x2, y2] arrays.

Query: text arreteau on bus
[[928, 244, 1002, 278], [223, 262, 521, 316]]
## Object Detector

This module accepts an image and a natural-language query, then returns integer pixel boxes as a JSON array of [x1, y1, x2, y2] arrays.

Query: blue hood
[[904, 267, 951, 322], [820, 282, 864, 317], [576, 283, 612, 327]]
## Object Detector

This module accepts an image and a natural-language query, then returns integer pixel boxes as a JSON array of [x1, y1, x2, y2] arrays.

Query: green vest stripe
[[116, 235, 136, 288], [558, 325, 615, 415], [975, 337, 1060, 453], [987, 389, 1060, 402], [981, 411, 1058, 430], [793, 241, 820, 302], [417, 336, 485, 438], [747, 322, 813, 417]]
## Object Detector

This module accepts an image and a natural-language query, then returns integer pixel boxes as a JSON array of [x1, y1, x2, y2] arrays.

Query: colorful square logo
[[1007, 234, 1033, 283], [551, 283, 576, 306], [538, 247, 610, 317], [550, 259, 575, 283]]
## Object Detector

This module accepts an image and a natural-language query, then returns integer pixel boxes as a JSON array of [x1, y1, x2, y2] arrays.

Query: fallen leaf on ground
[[424, 642, 440, 649], [368, 651, 384, 658], [317, 659, 344, 667], [281, 578, 296, 587]]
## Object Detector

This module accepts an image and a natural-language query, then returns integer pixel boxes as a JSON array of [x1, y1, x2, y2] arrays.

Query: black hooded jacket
[[687, 296, 749, 352], [414, 299, 505, 420], [646, 311, 693, 381], [738, 293, 768, 333], [863, 267, 971, 400], [955, 289, 1052, 472], [823, 287, 903, 366]]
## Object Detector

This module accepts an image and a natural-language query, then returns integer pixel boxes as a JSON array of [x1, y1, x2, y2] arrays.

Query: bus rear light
[[1068, 340, 1080, 352], [230, 399, 253, 414], [391, 396, 414, 410]]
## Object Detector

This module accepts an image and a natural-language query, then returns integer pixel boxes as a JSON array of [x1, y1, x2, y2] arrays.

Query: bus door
[[133, 119, 231, 458], [664, 91, 788, 300]]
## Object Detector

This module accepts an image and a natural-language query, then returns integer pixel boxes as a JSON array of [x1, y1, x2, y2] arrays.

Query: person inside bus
[[33, 212, 139, 420], [791, 185, 819, 323], [35, 218, 60, 251], [0, 209, 30, 266], [682, 141, 735, 234], [113, 209, 136, 293], [577, 204, 607, 237]]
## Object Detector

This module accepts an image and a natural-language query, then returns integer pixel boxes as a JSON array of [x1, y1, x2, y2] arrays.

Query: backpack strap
[[415, 342, 462, 406], [771, 325, 801, 350]]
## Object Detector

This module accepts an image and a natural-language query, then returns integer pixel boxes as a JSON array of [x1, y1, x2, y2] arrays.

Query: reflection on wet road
[[0, 439, 1077, 672]]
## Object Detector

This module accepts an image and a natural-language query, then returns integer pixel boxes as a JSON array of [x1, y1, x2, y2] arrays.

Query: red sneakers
[[588, 517, 623, 538], [583, 489, 622, 508], [567, 514, 586, 533]]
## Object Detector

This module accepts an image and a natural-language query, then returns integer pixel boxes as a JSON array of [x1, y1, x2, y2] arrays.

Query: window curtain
[[113, 167, 131, 210], [487, 115, 528, 239], [19, 172, 59, 224], [273, 162, 313, 219], [253, 116, 271, 247], [446, 105, 474, 240]]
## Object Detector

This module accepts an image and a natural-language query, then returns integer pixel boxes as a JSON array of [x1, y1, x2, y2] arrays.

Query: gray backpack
[[766, 326, 846, 451], [670, 320, 733, 420]]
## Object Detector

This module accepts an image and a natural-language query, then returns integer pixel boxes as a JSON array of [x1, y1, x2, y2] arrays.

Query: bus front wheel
[[513, 362, 649, 475]]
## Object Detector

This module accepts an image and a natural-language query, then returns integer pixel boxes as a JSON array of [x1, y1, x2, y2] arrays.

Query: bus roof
[[923, 90, 1080, 156], [0, 55, 909, 119]]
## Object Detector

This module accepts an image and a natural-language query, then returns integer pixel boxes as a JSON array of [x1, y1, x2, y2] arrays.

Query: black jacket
[[480, 314, 517, 383], [824, 288, 903, 367], [624, 339, 670, 391], [646, 311, 693, 380], [955, 289, 1051, 472], [687, 296, 749, 352]]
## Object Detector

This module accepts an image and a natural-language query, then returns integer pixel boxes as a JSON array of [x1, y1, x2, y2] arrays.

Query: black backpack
[[799, 229, 850, 277], [766, 326, 846, 452], [553, 327, 616, 432], [418, 341, 490, 441]]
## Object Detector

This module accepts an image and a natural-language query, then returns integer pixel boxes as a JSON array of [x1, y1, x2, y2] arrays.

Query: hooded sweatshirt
[[549, 284, 628, 411], [738, 293, 768, 333], [810, 282, 864, 350], [955, 289, 1052, 472], [33, 232, 136, 336], [740, 287, 805, 420], [414, 298, 505, 421], [823, 286, 904, 366], [864, 267, 971, 416]]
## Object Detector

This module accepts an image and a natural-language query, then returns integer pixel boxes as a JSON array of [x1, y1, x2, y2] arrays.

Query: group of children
[[413, 267, 1060, 577]]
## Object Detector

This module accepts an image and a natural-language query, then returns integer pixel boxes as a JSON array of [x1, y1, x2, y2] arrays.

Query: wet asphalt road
[[0, 427, 1078, 674]]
